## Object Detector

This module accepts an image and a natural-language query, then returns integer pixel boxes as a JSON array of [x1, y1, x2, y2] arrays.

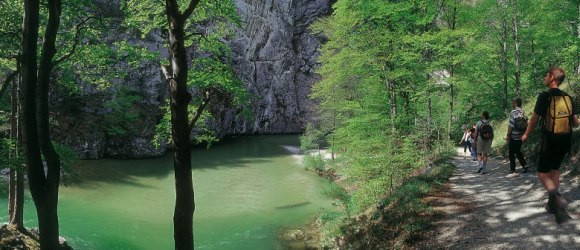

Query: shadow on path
[[421, 148, 580, 249]]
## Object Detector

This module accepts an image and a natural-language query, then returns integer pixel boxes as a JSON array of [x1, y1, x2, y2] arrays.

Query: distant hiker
[[506, 97, 528, 174], [522, 67, 579, 224], [469, 127, 477, 161], [475, 111, 493, 174], [459, 127, 472, 158]]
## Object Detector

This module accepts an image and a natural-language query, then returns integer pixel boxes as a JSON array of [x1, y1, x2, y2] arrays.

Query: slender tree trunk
[[530, 37, 539, 83], [382, 64, 396, 129], [448, 3, 458, 140], [427, 91, 433, 135], [577, 2, 580, 75], [331, 111, 335, 161], [389, 79, 396, 119], [20, 0, 49, 248], [34, 1, 62, 248], [501, 17, 509, 113], [8, 62, 25, 231], [164, 1, 199, 249], [512, 0, 522, 97], [21, 0, 62, 248]]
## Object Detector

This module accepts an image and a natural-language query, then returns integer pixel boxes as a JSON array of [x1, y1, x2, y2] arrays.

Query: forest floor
[[415, 147, 580, 249]]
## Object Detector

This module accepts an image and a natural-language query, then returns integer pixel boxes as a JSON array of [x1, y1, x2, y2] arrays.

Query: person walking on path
[[506, 97, 528, 174], [469, 127, 477, 161], [522, 67, 579, 224], [475, 111, 493, 174], [459, 127, 472, 159]]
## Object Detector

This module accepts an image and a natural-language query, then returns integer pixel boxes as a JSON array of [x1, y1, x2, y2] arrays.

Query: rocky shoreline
[[0, 224, 72, 250]]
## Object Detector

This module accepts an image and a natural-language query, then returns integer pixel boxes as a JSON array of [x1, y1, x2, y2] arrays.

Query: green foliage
[[59, 41, 159, 94], [318, 159, 455, 249], [0, 0, 22, 67], [124, 0, 249, 147], [103, 87, 141, 137], [308, 0, 580, 220], [303, 154, 326, 172], [0, 138, 23, 171], [123, 0, 240, 41], [153, 104, 220, 148], [0, 110, 9, 135], [53, 142, 79, 185]]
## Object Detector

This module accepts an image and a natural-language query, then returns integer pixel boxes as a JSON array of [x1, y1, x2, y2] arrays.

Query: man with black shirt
[[522, 67, 579, 223]]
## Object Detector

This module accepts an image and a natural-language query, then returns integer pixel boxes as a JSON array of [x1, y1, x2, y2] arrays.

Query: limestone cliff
[[55, 0, 331, 159]]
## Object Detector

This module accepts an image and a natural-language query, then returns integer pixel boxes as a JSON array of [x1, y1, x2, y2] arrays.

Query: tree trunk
[[501, 17, 509, 113], [21, 0, 62, 248], [512, 0, 521, 97], [35, 1, 63, 248], [8, 63, 25, 231], [164, 1, 198, 249], [448, 3, 458, 139], [577, 2, 580, 75], [20, 0, 47, 246], [382, 64, 396, 129], [427, 93, 433, 135]]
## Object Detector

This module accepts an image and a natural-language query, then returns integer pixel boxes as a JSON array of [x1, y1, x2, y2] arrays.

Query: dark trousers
[[508, 139, 527, 172], [463, 141, 471, 153]]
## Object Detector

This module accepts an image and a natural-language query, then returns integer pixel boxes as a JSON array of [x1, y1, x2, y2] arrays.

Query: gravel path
[[422, 148, 580, 249]]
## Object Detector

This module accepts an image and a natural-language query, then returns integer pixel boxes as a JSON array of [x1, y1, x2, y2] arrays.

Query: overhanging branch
[[182, 0, 201, 20], [54, 16, 96, 66], [188, 90, 212, 132]]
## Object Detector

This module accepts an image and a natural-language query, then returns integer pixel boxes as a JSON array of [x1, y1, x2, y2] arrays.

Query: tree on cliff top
[[123, 0, 246, 248]]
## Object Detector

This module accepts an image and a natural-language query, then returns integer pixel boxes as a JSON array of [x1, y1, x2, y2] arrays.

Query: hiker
[[469, 127, 477, 161], [475, 111, 493, 174], [459, 127, 472, 158], [506, 97, 528, 174], [522, 67, 579, 223]]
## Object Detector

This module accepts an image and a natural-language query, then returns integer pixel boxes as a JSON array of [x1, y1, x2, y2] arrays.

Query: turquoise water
[[0, 135, 333, 249]]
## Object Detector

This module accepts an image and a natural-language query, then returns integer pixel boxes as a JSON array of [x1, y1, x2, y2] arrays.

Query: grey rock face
[[54, 0, 331, 159], [214, 0, 331, 134]]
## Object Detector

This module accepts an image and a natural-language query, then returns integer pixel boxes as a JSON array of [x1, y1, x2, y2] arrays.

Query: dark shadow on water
[[275, 202, 312, 209], [69, 135, 302, 188]]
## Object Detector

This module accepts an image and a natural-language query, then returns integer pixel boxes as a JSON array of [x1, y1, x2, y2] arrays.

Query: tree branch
[[161, 64, 173, 80], [54, 16, 96, 66], [182, 0, 201, 20], [185, 32, 205, 40], [189, 90, 212, 132]]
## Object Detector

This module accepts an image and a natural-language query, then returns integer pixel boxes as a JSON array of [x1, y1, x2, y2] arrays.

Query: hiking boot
[[545, 202, 556, 214], [554, 192, 571, 224], [522, 166, 528, 173], [555, 193, 568, 209], [476, 168, 483, 174], [555, 208, 572, 224], [546, 194, 557, 214]]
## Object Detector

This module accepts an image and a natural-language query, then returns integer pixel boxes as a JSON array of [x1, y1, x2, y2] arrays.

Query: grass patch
[[318, 157, 456, 249]]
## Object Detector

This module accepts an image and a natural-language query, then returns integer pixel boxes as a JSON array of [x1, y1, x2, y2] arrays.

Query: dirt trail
[[420, 148, 580, 249]]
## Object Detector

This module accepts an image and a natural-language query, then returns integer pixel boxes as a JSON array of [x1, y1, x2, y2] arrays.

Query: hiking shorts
[[477, 137, 492, 155], [537, 135, 571, 173]]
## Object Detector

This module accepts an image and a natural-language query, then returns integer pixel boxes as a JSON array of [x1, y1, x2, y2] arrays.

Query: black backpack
[[479, 120, 494, 140], [513, 110, 528, 131]]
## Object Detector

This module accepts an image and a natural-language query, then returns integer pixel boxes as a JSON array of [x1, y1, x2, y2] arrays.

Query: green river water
[[0, 135, 334, 249]]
